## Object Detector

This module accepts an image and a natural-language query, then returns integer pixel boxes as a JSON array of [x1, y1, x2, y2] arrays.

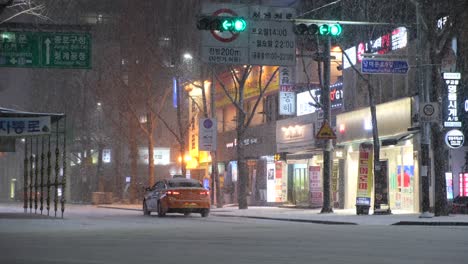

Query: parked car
[[451, 196, 468, 214], [142, 178, 210, 217]]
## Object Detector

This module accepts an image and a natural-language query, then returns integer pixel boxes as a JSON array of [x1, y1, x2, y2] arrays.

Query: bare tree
[[0, 0, 47, 23], [416, 0, 467, 216], [215, 65, 279, 209]]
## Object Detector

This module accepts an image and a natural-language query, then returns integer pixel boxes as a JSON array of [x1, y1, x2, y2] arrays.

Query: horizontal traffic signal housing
[[294, 23, 342, 37], [197, 15, 247, 32]]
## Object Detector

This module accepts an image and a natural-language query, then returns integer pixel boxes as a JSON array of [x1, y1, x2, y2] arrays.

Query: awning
[[0, 107, 65, 123]]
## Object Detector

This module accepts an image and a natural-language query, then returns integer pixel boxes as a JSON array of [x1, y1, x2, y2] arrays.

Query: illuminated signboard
[[391, 27, 407, 51], [445, 129, 464, 149], [138, 147, 170, 165], [445, 172, 453, 200], [343, 46, 356, 69], [102, 149, 111, 163], [443, 72, 462, 128], [460, 173, 468, 197], [296, 82, 343, 116], [344, 27, 408, 66]]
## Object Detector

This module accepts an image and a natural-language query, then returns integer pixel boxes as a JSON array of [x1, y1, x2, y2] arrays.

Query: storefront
[[217, 122, 277, 205], [336, 97, 420, 212], [276, 113, 334, 207]]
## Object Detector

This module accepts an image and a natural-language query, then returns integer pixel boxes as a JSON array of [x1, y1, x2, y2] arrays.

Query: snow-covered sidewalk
[[95, 203, 468, 226], [2, 202, 467, 225]]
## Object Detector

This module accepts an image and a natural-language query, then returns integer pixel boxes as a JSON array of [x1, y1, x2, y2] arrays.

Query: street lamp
[[183, 53, 193, 60]]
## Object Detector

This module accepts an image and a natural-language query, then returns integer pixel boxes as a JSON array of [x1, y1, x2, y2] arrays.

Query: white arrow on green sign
[[0, 31, 91, 69]]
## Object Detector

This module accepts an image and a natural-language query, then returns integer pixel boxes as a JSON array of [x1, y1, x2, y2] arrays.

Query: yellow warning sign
[[316, 121, 337, 139]]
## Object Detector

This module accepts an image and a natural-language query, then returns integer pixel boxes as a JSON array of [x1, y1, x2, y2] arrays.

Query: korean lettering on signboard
[[279, 66, 295, 115], [200, 4, 296, 66], [309, 166, 323, 206], [356, 143, 373, 206], [0, 116, 51, 136], [249, 6, 296, 66], [443, 72, 462, 128]]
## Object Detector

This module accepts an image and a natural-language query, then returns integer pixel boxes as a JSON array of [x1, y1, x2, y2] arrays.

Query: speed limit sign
[[419, 103, 439, 123]]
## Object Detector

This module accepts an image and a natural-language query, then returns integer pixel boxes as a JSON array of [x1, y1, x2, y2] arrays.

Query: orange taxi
[[143, 177, 210, 217]]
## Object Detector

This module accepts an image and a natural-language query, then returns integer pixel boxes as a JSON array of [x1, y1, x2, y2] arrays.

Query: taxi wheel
[[200, 209, 209, 217], [157, 201, 166, 217], [143, 200, 151, 216]]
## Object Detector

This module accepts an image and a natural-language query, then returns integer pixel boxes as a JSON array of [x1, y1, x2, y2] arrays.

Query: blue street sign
[[361, 58, 409, 74]]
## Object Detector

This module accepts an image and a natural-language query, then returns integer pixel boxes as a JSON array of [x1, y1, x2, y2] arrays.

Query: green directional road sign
[[0, 31, 91, 69], [40, 32, 91, 69], [0, 31, 38, 67]]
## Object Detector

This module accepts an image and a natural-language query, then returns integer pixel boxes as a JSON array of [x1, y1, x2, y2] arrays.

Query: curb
[[96, 206, 468, 226], [392, 221, 468, 226], [211, 213, 357, 225], [97, 205, 140, 211]]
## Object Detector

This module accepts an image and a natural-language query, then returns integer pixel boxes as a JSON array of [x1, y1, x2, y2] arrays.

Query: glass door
[[294, 167, 308, 205]]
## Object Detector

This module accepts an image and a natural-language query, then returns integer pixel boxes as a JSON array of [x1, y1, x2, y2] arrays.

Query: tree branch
[[243, 66, 279, 130]]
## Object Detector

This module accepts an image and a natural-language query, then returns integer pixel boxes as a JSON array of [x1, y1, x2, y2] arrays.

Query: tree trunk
[[114, 137, 123, 200], [147, 111, 155, 186], [129, 119, 139, 203], [237, 110, 248, 209], [96, 144, 104, 192], [430, 64, 449, 216], [427, 14, 449, 216]]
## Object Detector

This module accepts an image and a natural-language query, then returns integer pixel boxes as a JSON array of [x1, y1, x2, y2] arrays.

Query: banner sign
[[459, 173, 468, 197], [356, 143, 373, 206], [445, 172, 453, 200], [275, 161, 283, 202], [309, 166, 322, 206], [374, 160, 389, 210], [0, 116, 51, 136]]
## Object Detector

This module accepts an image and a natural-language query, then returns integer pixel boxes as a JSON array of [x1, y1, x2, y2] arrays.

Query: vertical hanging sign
[[279, 66, 295, 115], [443, 72, 461, 128], [356, 143, 373, 209]]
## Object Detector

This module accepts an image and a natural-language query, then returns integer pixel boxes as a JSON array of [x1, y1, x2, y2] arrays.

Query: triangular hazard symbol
[[316, 121, 337, 139]]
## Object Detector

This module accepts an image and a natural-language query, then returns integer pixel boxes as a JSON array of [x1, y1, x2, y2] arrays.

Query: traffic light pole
[[321, 36, 333, 213]]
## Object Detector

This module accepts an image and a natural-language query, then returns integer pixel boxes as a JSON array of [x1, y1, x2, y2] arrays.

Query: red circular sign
[[211, 8, 240, 43]]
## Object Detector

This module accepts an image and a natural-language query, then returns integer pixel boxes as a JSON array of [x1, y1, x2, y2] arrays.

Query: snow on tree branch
[[0, 0, 48, 24]]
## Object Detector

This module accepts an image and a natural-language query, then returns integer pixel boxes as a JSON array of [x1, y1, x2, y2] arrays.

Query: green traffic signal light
[[318, 24, 342, 36], [221, 17, 246, 32], [233, 18, 247, 32], [294, 23, 341, 37], [329, 24, 342, 36], [197, 15, 246, 32]]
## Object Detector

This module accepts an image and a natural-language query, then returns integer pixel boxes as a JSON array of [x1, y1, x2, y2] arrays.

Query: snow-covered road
[[1, 204, 467, 264]]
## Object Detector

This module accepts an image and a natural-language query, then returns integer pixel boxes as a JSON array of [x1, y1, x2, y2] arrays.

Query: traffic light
[[294, 23, 342, 37], [197, 15, 247, 32]]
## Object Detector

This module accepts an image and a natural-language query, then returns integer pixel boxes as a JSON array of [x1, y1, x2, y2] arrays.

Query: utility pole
[[414, 0, 432, 218], [321, 36, 333, 213]]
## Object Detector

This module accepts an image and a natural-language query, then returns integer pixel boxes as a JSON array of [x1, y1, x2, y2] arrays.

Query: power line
[[297, 0, 343, 18]]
